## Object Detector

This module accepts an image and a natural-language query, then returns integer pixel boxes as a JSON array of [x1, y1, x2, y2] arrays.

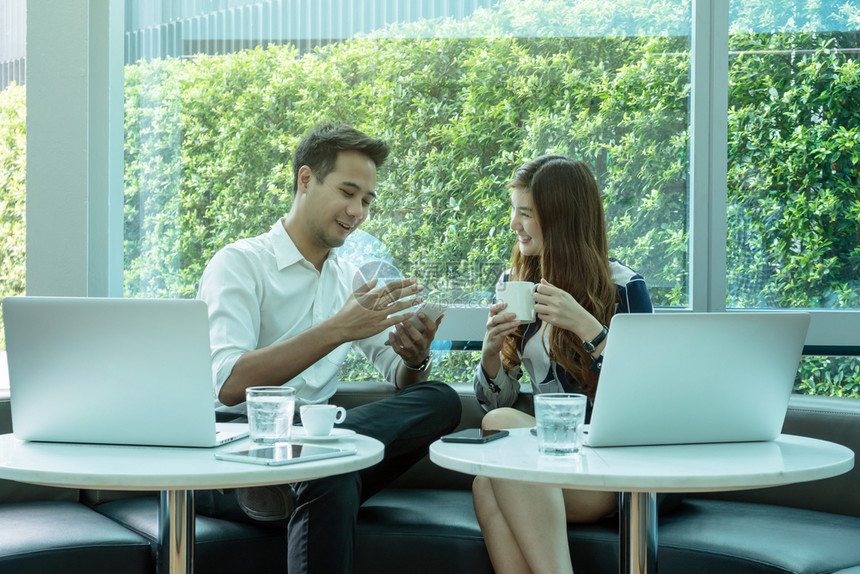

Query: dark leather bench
[[2, 385, 860, 574]]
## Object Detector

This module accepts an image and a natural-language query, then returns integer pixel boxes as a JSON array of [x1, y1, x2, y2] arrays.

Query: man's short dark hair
[[291, 123, 390, 194]]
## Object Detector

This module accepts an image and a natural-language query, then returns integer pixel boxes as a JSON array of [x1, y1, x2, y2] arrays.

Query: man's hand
[[330, 277, 425, 343], [387, 308, 443, 368]]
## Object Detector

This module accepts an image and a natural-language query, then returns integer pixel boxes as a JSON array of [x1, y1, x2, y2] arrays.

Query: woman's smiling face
[[509, 185, 543, 257]]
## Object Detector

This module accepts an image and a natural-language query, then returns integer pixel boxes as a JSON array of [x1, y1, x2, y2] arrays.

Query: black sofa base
[[95, 496, 286, 574], [658, 499, 860, 574], [86, 489, 860, 574], [0, 501, 153, 574]]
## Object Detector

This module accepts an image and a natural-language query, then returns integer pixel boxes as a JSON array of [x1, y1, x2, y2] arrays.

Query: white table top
[[0, 433, 384, 491], [430, 428, 854, 493]]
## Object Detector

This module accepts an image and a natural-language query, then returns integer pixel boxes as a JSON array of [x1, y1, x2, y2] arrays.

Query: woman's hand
[[483, 301, 521, 356], [480, 301, 521, 381], [534, 279, 602, 340]]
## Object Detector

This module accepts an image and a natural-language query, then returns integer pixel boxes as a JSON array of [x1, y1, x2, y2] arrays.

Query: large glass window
[[123, 0, 693, 304], [122, 0, 693, 383], [727, 2, 860, 310], [727, 2, 860, 395], [0, 0, 26, 390], [13, 1, 858, 395]]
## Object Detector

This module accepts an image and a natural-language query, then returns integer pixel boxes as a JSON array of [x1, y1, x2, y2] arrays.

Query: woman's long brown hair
[[500, 155, 616, 400]]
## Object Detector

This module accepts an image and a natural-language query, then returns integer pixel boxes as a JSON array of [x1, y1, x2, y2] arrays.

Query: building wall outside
[[0, 0, 25, 91]]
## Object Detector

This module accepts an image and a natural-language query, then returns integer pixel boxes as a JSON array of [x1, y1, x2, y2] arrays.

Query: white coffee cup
[[300, 404, 347, 437], [495, 281, 538, 323]]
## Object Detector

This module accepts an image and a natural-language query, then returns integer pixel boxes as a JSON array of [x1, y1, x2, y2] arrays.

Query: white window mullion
[[690, 0, 729, 313]]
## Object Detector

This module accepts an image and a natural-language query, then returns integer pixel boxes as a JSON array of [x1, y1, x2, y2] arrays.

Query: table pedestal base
[[158, 489, 195, 574], [619, 491, 657, 574]]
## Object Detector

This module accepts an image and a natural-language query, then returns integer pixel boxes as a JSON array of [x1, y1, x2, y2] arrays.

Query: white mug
[[495, 281, 538, 323], [300, 404, 347, 437]]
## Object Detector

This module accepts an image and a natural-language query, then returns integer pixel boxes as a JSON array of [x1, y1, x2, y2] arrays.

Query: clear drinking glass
[[534, 393, 587, 455], [246, 386, 296, 444]]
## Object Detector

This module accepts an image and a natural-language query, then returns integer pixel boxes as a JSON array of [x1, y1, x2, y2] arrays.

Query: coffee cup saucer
[[291, 427, 356, 442]]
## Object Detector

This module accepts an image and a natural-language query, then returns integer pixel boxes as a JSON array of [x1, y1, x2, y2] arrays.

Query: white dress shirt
[[197, 219, 401, 414]]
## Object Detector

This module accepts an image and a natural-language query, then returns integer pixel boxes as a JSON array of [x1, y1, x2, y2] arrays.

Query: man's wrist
[[317, 317, 352, 347], [403, 354, 432, 372]]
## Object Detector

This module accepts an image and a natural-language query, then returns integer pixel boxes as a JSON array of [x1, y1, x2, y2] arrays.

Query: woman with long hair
[[472, 155, 653, 573]]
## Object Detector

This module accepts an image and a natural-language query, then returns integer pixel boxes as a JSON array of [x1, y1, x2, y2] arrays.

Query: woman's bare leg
[[473, 409, 571, 574], [473, 408, 618, 574], [488, 478, 575, 574], [473, 475, 533, 574], [473, 408, 536, 573]]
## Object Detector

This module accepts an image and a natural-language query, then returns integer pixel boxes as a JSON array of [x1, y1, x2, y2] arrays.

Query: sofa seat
[[358, 488, 625, 574], [657, 499, 860, 574], [358, 489, 860, 574], [0, 501, 152, 574], [94, 496, 286, 574], [91, 488, 860, 574], [356, 488, 494, 574]]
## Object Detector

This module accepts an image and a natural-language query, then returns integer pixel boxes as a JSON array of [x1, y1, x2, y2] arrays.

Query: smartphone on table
[[441, 428, 510, 444]]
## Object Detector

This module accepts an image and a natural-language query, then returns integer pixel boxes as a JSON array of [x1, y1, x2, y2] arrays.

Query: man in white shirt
[[196, 123, 461, 573]]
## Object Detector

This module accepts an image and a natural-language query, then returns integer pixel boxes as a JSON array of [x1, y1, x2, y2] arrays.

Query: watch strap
[[582, 325, 608, 354], [404, 355, 432, 372]]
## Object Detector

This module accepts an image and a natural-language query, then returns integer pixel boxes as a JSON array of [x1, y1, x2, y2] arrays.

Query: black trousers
[[197, 381, 461, 574]]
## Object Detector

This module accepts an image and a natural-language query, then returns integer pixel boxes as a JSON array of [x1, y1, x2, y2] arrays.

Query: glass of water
[[534, 393, 587, 455], [246, 386, 296, 444]]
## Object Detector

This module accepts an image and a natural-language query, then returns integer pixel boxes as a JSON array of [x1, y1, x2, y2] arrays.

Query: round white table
[[430, 428, 854, 574], [0, 433, 384, 574]]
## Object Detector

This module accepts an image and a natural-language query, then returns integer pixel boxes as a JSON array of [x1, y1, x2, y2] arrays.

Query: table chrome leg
[[619, 491, 657, 574], [157, 489, 195, 574]]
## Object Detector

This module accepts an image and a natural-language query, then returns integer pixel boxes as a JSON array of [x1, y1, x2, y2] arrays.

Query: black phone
[[440, 428, 509, 444]]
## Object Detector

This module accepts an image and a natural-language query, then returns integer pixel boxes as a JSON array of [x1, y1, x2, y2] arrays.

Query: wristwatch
[[582, 325, 608, 354], [404, 355, 432, 372]]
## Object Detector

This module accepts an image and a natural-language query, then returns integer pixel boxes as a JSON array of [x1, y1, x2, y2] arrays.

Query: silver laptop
[[2, 296, 248, 447], [586, 312, 810, 447]]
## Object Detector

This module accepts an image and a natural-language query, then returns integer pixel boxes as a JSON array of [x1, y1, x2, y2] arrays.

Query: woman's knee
[[472, 474, 491, 496], [481, 407, 533, 430]]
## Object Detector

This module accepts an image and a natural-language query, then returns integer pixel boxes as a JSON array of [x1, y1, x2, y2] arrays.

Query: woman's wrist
[[581, 324, 609, 356], [576, 317, 605, 343], [481, 352, 502, 381]]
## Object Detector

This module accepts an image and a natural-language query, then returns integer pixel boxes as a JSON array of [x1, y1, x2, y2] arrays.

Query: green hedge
[[123, 37, 692, 306]]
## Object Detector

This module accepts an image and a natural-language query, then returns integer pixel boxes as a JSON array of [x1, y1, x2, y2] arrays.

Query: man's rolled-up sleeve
[[197, 248, 262, 406]]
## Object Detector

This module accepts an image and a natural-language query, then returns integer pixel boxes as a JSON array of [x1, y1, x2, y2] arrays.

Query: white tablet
[[214, 443, 357, 466]]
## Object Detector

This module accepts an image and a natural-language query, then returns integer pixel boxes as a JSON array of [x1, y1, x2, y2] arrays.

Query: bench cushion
[[356, 488, 625, 574], [0, 501, 152, 574], [356, 490, 860, 574], [93, 488, 860, 574], [356, 488, 494, 574], [94, 496, 286, 574], [659, 499, 860, 574]]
